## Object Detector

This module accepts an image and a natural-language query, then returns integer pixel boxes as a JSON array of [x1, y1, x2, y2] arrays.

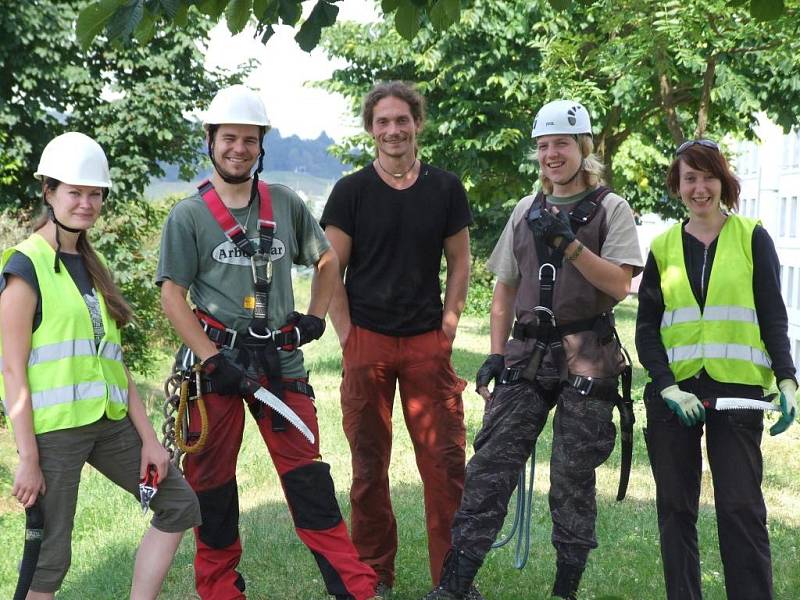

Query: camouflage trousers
[[451, 380, 616, 568]]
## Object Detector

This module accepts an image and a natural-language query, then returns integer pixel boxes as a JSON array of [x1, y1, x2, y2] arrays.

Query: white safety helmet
[[34, 132, 112, 188], [203, 85, 271, 129], [531, 100, 592, 139]]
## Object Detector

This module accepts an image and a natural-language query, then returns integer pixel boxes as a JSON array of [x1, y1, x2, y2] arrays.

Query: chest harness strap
[[199, 179, 289, 431], [512, 186, 611, 383]]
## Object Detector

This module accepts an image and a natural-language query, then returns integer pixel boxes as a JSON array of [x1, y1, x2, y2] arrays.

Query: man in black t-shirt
[[321, 81, 473, 598]]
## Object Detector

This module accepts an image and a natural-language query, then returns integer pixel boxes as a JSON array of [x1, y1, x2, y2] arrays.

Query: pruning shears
[[139, 465, 159, 515]]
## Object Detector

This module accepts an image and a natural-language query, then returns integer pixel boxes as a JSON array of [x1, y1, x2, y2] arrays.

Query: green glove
[[769, 379, 798, 436], [661, 385, 705, 426]]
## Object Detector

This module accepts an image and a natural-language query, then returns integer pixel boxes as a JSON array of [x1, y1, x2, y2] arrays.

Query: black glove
[[476, 353, 505, 393], [285, 311, 326, 347], [201, 353, 245, 396], [530, 208, 576, 249]]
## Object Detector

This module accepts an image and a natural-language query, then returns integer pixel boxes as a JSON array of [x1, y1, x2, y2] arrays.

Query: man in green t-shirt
[[156, 85, 378, 600]]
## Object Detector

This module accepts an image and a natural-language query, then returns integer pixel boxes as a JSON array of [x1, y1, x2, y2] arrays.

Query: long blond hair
[[539, 134, 606, 194], [36, 178, 133, 327]]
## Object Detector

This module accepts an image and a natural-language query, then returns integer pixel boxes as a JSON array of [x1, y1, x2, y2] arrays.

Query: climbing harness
[[491, 187, 637, 566]]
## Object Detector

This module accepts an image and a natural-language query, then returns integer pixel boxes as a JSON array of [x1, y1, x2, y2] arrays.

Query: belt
[[200, 317, 296, 350], [200, 376, 314, 398], [500, 368, 618, 398]]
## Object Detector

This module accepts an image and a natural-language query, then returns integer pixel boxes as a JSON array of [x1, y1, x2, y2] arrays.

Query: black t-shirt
[[321, 163, 472, 336], [1, 251, 105, 343]]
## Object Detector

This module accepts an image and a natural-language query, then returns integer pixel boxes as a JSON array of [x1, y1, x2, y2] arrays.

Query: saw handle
[[13, 500, 44, 600]]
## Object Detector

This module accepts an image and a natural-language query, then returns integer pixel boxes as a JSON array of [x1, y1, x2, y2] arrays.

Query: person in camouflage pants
[[453, 379, 616, 563], [423, 100, 642, 600]]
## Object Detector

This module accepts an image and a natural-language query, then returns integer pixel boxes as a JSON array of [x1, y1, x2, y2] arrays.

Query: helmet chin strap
[[560, 163, 583, 188], [46, 203, 84, 273]]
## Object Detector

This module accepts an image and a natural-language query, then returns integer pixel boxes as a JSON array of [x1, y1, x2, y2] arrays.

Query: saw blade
[[252, 386, 316, 444], [713, 397, 779, 412]]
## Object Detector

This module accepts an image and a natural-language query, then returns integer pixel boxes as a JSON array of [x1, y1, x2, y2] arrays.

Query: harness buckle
[[532, 305, 556, 327], [250, 253, 270, 285], [538, 262, 557, 283], [571, 374, 594, 396], [247, 326, 273, 340]]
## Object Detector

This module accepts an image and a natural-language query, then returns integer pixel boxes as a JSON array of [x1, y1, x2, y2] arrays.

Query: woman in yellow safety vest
[[0, 132, 200, 599], [635, 139, 798, 600]]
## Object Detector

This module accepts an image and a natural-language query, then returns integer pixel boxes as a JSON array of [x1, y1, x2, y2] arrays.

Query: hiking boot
[[465, 583, 486, 600], [422, 546, 485, 600], [552, 561, 584, 600], [375, 581, 393, 599], [421, 586, 462, 600], [421, 582, 485, 600]]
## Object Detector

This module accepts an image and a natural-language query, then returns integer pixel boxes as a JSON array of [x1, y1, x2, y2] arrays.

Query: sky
[[203, 0, 379, 142]]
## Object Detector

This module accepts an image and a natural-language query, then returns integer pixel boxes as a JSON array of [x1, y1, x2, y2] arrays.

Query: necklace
[[376, 157, 417, 179], [235, 199, 255, 234]]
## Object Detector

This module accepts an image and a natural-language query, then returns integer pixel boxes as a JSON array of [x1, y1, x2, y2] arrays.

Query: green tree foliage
[[77, 0, 788, 53], [319, 0, 800, 254], [1, 1, 246, 371]]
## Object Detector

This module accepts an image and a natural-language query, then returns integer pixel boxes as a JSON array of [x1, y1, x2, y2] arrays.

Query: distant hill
[[156, 128, 350, 184], [146, 170, 334, 217]]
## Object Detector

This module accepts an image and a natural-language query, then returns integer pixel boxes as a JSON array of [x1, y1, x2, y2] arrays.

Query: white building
[[735, 119, 800, 371]]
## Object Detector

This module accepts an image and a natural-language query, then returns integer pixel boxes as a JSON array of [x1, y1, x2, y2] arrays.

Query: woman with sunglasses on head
[[635, 139, 797, 600], [0, 132, 200, 599]]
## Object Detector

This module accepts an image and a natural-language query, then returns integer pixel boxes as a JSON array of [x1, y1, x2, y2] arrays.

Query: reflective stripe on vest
[[0, 234, 129, 434], [650, 215, 774, 388]]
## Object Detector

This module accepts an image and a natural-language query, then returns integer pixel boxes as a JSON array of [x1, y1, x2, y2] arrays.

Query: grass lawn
[[1, 291, 799, 599]]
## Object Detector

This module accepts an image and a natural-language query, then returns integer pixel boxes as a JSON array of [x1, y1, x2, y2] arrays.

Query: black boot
[[552, 561, 583, 600], [421, 547, 483, 600]]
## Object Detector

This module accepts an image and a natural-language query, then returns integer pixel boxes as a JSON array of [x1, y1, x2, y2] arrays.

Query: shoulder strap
[[198, 179, 276, 258], [569, 185, 611, 230]]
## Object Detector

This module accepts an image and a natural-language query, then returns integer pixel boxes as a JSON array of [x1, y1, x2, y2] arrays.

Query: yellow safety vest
[[0, 233, 128, 434], [651, 214, 773, 389]]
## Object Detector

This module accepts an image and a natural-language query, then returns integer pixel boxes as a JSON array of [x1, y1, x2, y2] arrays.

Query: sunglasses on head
[[675, 139, 719, 156]]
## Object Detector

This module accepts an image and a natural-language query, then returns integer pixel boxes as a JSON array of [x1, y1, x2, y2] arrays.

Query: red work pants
[[341, 325, 467, 586], [183, 376, 377, 600]]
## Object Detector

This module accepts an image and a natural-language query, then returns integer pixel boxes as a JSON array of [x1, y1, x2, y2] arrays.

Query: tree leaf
[[260, 23, 277, 43], [106, 0, 145, 41], [174, 2, 189, 26], [76, 0, 125, 48], [294, 1, 339, 51], [429, 0, 449, 29], [278, 0, 302, 25], [253, 0, 268, 18], [226, 0, 253, 33], [750, 0, 784, 20], [394, 1, 420, 40], [158, 0, 181, 19], [382, 0, 401, 14], [442, 0, 460, 22], [197, 0, 228, 18], [134, 10, 157, 43], [548, 0, 572, 10]]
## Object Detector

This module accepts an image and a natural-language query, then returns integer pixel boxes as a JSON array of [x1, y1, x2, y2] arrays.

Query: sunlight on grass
[[1, 285, 799, 599]]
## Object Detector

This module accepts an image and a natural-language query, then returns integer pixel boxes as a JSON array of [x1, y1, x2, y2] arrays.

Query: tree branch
[[694, 55, 717, 139], [658, 71, 685, 144]]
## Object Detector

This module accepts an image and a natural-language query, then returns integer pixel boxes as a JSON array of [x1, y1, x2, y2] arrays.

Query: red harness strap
[[198, 178, 276, 257]]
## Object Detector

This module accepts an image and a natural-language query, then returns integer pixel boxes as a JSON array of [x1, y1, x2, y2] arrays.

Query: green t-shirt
[[156, 183, 329, 377]]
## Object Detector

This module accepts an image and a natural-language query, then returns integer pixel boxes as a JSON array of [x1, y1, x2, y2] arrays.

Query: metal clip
[[250, 254, 270, 285]]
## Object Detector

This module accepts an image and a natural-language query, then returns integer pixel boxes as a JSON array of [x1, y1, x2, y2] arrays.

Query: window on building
[[788, 267, 795, 307], [791, 197, 798, 237], [780, 198, 787, 236]]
